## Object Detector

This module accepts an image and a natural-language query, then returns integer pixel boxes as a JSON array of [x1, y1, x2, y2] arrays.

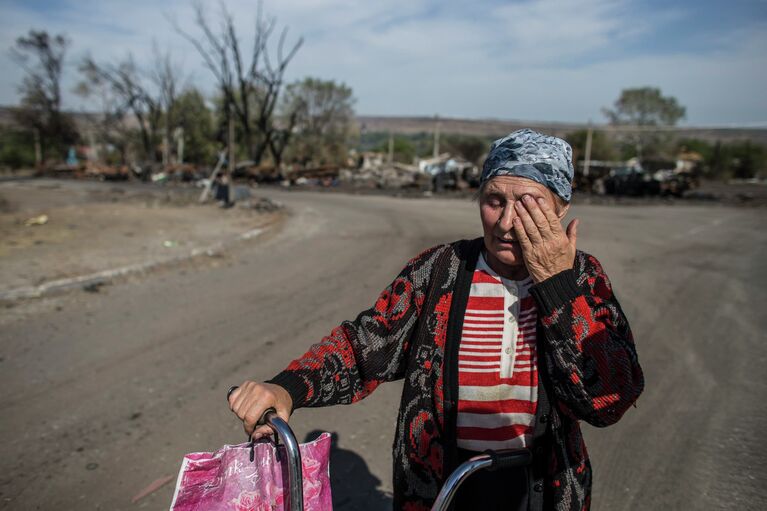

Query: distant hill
[[0, 106, 138, 131], [356, 115, 767, 145], [2, 106, 765, 145]]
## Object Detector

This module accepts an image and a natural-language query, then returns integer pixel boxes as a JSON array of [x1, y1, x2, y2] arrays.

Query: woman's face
[[479, 176, 568, 276]]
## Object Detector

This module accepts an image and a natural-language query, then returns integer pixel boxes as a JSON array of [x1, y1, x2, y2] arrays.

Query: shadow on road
[[304, 430, 393, 510]]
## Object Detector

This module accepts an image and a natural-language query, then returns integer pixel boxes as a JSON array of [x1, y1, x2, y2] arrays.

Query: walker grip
[[485, 448, 532, 471]]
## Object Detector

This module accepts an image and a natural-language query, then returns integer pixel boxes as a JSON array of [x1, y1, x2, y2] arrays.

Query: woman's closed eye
[[483, 195, 505, 208]]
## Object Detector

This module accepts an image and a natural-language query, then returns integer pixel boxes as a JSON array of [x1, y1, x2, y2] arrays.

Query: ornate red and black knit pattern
[[269, 239, 644, 511]]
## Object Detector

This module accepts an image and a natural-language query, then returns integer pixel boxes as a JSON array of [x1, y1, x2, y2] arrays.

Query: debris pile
[[159, 164, 202, 182], [418, 154, 478, 191], [326, 151, 477, 191], [17, 140, 713, 203], [576, 153, 701, 198], [84, 162, 130, 181], [338, 163, 430, 190], [242, 197, 284, 212], [287, 165, 340, 187], [232, 162, 283, 183]]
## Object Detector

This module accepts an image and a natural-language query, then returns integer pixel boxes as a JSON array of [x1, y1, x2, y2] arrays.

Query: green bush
[[0, 129, 36, 169], [677, 138, 766, 179]]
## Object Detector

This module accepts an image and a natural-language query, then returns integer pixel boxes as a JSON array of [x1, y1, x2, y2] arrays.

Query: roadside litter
[[24, 214, 49, 226], [132, 475, 175, 504]]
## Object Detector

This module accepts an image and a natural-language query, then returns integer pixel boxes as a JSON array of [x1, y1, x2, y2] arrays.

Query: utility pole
[[433, 115, 440, 158], [388, 131, 394, 164], [228, 104, 235, 175], [162, 127, 170, 166], [174, 127, 184, 164], [583, 120, 593, 177], [87, 129, 98, 162], [33, 128, 42, 167], [227, 102, 236, 205]]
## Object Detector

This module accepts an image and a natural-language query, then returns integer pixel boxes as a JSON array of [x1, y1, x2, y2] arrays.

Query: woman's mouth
[[495, 236, 518, 246]]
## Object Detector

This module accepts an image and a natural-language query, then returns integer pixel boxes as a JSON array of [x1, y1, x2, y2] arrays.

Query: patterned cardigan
[[269, 238, 644, 510]]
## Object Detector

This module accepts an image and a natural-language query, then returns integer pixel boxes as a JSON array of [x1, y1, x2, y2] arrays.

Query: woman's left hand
[[512, 194, 578, 283]]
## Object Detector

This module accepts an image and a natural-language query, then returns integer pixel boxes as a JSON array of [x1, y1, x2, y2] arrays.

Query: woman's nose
[[497, 202, 516, 231]]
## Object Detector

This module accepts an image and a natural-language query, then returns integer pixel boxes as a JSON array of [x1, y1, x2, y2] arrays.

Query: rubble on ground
[[232, 162, 283, 183], [338, 163, 431, 190], [17, 145, 721, 202], [239, 196, 284, 212]]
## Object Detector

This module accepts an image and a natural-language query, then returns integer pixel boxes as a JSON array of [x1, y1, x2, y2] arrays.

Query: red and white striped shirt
[[456, 253, 538, 451]]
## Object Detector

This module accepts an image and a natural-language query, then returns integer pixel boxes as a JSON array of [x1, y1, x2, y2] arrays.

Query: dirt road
[[1, 186, 765, 510]]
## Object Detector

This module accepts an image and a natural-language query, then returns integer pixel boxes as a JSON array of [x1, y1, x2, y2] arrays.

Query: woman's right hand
[[227, 381, 294, 441]]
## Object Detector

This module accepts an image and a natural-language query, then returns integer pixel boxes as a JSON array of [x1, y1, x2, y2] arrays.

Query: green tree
[[674, 138, 766, 180], [603, 87, 686, 159], [373, 136, 416, 163], [0, 128, 36, 169], [442, 134, 489, 164], [724, 141, 766, 179], [10, 30, 78, 162], [282, 78, 356, 166], [565, 129, 617, 162], [171, 89, 217, 164], [359, 131, 434, 160], [675, 138, 713, 160]]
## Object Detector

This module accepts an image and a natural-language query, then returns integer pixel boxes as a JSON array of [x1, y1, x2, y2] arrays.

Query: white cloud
[[0, 0, 764, 124]]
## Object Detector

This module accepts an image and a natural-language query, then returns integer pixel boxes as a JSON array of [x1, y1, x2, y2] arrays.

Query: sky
[[1, 0, 766, 126]]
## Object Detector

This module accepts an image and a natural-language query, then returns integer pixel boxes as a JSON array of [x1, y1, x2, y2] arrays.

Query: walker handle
[[485, 448, 532, 471], [430, 448, 533, 511], [257, 408, 304, 511]]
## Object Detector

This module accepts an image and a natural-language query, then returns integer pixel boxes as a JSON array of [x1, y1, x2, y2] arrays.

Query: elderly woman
[[228, 129, 644, 510]]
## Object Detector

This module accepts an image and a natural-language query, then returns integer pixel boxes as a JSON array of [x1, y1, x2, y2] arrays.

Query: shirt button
[[540, 414, 549, 423], [505, 347, 512, 354], [533, 482, 543, 493]]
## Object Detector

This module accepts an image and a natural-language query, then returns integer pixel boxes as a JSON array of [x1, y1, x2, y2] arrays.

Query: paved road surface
[[1, 189, 765, 510]]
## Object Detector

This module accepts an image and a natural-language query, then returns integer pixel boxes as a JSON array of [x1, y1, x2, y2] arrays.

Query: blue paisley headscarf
[[481, 128, 574, 203]]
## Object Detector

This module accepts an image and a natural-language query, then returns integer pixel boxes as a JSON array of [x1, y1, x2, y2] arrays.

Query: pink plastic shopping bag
[[169, 432, 332, 511]]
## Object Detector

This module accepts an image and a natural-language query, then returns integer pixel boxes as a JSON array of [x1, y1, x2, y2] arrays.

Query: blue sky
[[1, 0, 765, 125]]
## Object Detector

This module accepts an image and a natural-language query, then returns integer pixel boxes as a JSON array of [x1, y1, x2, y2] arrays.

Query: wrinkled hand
[[228, 381, 293, 441], [512, 195, 578, 283]]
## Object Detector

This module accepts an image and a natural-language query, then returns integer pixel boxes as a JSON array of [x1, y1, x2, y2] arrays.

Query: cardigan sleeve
[[529, 251, 644, 427], [267, 245, 444, 410]]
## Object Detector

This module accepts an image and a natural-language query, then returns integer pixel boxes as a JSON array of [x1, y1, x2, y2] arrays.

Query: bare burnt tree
[[79, 55, 163, 165], [268, 107, 300, 168], [74, 78, 132, 164], [172, 1, 303, 165], [10, 30, 78, 160], [151, 43, 185, 163]]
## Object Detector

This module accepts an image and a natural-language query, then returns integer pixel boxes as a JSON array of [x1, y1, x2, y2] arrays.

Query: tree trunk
[[252, 141, 268, 166]]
